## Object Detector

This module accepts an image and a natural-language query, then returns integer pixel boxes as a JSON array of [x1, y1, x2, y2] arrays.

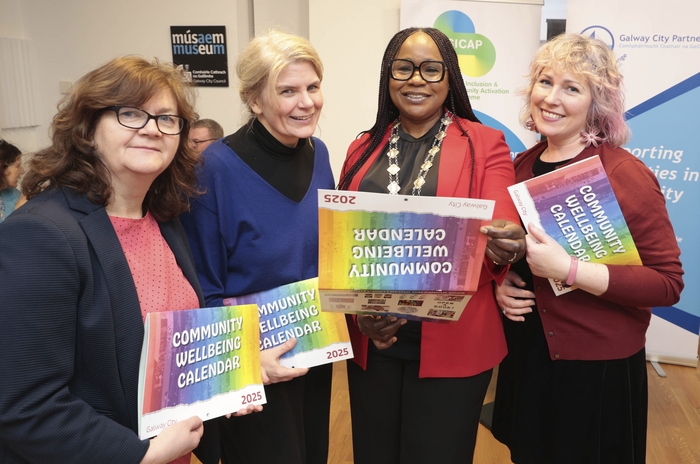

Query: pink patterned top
[[110, 212, 198, 464]]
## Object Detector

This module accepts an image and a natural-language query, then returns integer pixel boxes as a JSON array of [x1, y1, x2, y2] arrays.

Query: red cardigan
[[340, 117, 519, 378], [513, 141, 684, 361]]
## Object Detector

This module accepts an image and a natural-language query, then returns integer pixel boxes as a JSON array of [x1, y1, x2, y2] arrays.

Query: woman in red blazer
[[337, 27, 525, 464]]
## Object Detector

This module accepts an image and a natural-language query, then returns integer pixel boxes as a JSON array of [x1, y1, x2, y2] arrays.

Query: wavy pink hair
[[520, 33, 630, 147]]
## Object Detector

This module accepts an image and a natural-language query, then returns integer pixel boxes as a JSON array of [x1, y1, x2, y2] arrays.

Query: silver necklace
[[386, 112, 453, 196]]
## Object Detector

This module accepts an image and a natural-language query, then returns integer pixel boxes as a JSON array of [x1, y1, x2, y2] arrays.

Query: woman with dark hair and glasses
[[0, 56, 257, 464], [0, 139, 25, 223], [337, 27, 525, 464]]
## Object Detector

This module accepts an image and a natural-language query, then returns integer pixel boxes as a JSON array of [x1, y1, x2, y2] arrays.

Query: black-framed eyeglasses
[[389, 59, 446, 83], [104, 106, 187, 135], [190, 138, 217, 146]]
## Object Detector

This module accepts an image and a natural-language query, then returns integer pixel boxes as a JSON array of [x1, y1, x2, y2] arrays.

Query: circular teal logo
[[434, 10, 496, 77]]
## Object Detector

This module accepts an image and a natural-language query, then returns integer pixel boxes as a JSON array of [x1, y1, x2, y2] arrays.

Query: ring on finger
[[508, 252, 517, 263]]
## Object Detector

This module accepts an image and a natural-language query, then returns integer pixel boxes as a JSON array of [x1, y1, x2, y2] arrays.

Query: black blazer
[[0, 187, 211, 463]]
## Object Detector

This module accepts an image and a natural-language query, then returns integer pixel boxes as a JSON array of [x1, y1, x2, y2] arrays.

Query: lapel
[[436, 120, 470, 198], [357, 118, 472, 197], [63, 187, 143, 431]]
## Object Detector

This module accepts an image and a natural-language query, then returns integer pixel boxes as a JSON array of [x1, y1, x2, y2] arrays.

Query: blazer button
[[548, 331, 554, 337], [541, 308, 546, 313], [554, 353, 560, 359]]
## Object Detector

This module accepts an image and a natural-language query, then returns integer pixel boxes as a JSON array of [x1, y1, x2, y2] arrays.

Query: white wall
[[1, 0, 565, 179], [254, 0, 309, 37], [310, 0, 402, 178], [0, 0, 24, 36], [0, 0, 32, 151], [0, 0, 249, 153], [541, 0, 568, 41]]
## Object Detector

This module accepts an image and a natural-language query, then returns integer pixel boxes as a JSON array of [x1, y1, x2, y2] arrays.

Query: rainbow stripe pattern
[[224, 278, 353, 368], [318, 190, 494, 293], [138, 304, 263, 438], [508, 155, 641, 294]]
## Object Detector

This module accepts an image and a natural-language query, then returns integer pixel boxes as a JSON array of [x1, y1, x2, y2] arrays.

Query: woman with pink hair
[[491, 33, 684, 464]]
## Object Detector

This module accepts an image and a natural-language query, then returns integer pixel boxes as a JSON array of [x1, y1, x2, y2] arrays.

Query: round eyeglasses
[[389, 59, 446, 83], [190, 138, 217, 147], [105, 106, 187, 135]]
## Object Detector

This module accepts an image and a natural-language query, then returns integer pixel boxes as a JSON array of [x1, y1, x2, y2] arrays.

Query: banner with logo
[[568, 0, 700, 366], [170, 26, 229, 87], [400, 0, 543, 160]]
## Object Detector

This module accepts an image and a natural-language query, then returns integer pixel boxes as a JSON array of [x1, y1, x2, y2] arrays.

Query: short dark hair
[[22, 56, 200, 222], [0, 140, 22, 190], [191, 118, 224, 139], [338, 27, 479, 190]]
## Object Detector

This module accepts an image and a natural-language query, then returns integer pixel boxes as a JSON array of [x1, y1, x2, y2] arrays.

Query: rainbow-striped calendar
[[224, 278, 353, 368], [138, 304, 264, 439], [508, 155, 641, 295], [318, 189, 494, 321]]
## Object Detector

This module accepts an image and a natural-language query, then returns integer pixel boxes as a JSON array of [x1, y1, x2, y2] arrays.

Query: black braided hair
[[337, 27, 480, 191]]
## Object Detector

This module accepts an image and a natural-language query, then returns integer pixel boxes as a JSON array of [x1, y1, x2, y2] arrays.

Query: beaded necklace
[[386, 112, 453, 195]]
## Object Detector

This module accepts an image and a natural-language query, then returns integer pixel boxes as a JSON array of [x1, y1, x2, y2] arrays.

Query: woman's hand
[[525, 224, 570, 281], [480, 219, 526, 266], [260, 338, 309, 385], [226, 403, 263, 418], [357, 315, 407, 350], [527, 223, 610, 296], [496, 271, 536, 322], [140, 416, 203, 464]]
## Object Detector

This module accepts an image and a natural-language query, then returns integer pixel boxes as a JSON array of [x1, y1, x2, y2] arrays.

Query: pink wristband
[[565, 255, 578, 287]]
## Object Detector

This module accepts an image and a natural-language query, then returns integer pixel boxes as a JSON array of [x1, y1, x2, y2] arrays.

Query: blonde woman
[[180, 31, 334, 464]]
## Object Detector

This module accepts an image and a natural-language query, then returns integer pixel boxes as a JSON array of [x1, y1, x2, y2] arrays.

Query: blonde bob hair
[[236, 30, 323, 118], [521, 33, 630, 147]]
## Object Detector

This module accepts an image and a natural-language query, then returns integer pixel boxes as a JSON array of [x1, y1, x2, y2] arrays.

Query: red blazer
[[340, 117, 519, 378]]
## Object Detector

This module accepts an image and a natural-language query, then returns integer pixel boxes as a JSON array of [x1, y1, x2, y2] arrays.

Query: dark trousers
[[347, 350, 492, 464], [219, 363, 332, 464]]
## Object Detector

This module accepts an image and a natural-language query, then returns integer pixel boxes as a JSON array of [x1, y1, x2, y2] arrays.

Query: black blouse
[[359, 119, 442, 197], [358, 117, 447, 360]]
